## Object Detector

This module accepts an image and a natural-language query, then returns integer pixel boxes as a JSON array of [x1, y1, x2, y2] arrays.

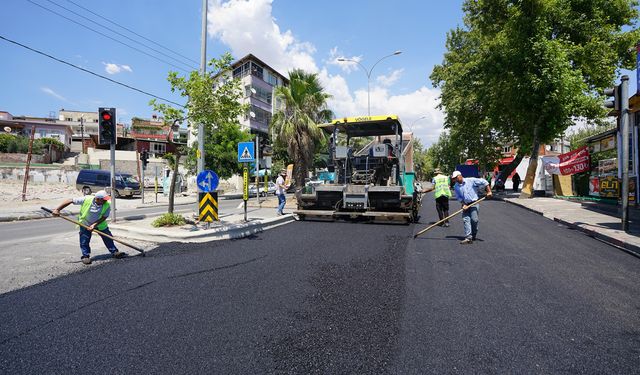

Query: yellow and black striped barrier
[[199, 192, 219, 222]]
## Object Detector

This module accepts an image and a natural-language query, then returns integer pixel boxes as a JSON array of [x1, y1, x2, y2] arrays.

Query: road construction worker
[[452, 171, 492, 244], [52, 190, 124, 265], [420, 168, 453, 227]]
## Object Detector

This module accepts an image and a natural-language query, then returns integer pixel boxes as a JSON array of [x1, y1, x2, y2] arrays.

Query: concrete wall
[[0, 167, 79, 184]]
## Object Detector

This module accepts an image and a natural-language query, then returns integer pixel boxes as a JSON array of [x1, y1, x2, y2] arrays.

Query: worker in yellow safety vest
[[53, 190, 125, 265], [420, 168, 452, 227]]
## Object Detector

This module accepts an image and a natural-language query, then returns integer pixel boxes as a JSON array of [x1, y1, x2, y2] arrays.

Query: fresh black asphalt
[[1, 194, 639, 374]]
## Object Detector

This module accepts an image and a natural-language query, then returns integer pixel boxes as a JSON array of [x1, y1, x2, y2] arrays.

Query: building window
[[249, 105, 272, 126], [246, 85, 272, 104], [150, 142, 166, 155], [251, 62, 263, 80]]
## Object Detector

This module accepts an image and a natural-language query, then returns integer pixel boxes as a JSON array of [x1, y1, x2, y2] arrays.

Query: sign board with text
[[542, 146, 590, 176], [243, 167, 249, 201]]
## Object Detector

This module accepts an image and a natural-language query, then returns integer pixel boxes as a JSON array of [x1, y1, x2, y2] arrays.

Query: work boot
[[459, 238, 473, 245], [81, 256, 92, 265], [112, 251, 125, 259]]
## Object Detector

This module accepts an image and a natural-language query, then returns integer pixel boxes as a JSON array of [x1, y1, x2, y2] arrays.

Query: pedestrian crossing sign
[[237, 142, 255, 162]]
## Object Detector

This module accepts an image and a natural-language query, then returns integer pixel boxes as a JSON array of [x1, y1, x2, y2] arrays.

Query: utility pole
[[197, 0, 207, 175], [80, 116, 85, 154], [255, 133, 260, 205], [621, 75, 630, 232], [21, 126, 36, 201]]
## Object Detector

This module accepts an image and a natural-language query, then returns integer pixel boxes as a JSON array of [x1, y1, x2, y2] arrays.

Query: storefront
[[584, 93, 639, 204]]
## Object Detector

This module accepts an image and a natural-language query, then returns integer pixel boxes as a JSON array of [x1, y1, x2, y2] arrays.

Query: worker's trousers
[[462, 206, 479, 240], [276, 194, 286, 214], [79, 226, 118, 257]]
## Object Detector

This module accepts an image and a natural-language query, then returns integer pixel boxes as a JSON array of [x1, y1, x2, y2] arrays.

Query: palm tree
[[270, 69, 333, 189]]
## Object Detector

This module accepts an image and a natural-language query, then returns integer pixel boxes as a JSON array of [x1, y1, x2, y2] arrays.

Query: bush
[[151, 213, 186, 227], [35, 137, 65, 150], [0, 134, 50, 154]]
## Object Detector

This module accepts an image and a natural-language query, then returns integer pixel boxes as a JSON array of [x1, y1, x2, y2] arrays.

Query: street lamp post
[[337, 51, 402, 116], [409, 115, 427, 132]]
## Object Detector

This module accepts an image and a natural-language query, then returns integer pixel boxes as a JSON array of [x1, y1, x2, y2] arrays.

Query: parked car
[[76, 169, 141, 198], [248, 182, 277, 197]]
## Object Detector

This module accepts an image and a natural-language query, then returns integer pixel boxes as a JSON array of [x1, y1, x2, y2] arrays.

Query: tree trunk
[[168, 152, 180, 214], [520, 125, 540, 198], [496, 154, 524, 184]]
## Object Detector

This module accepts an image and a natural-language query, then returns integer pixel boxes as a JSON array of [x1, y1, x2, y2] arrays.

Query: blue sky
[[0, 0, 636, 146]]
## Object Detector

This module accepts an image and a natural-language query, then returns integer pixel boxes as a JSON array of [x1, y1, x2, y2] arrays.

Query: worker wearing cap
[[452, 171, 492, 244], [52, 190, 124, 264], [275, 169, 290, 215], [421, 168, 453, 227]]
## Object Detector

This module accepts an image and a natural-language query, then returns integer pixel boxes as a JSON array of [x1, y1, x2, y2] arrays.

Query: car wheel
[[82, 186, 91, 195], [114, 189, 121, 198]]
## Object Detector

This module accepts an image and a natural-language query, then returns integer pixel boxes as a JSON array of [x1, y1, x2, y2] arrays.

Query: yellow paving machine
[[295, 115, 419, 223]]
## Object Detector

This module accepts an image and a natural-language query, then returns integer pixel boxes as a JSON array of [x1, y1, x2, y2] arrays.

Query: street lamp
[[337, 50, 402, 116], [409, 115, 427, 132]]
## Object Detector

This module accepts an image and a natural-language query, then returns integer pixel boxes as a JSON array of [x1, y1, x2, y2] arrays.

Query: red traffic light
[[101, 112, 112, 121]]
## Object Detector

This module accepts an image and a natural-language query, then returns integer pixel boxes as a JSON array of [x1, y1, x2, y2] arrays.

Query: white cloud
[[208, 0, 318, 74], [325, 47, 362, 73], [207, 0, 445, 146], [376, 69, 404, 87], [41, 87, 67, 101], [103, 62, 133, 75]]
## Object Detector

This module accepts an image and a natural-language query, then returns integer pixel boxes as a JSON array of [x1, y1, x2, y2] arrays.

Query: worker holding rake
[[52, 190, 125, 265], [452, 171, 492, 245]]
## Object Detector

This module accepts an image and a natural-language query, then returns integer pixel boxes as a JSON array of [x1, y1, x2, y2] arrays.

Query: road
[[0, 197, 244, 246], [1, 194, 639, 373]]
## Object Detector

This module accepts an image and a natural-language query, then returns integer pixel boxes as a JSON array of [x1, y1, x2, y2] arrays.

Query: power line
[[43, 0, 197, 71], [26, 0, 192, 73], [65, 0, 201, 66], [0, 34, 185, 108]]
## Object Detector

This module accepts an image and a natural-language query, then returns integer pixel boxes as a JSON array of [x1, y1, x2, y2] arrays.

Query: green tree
[[270, 69, 333, 188], [151, 53, 252, 180], [432, 0, 639, 196]]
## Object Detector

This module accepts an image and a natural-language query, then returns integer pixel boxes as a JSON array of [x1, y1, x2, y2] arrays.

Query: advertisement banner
[[542, 146, 590, 176], [285, 164, 294, 186]]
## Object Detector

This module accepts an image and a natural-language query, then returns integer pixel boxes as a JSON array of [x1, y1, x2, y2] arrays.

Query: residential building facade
[[0, 111, 73, 151], [230, 54, 288, 136]]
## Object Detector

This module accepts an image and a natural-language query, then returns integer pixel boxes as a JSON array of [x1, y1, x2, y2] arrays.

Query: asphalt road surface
[[1, 194, 639, 374]]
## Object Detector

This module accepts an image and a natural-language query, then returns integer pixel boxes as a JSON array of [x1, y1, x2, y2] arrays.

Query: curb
[[109, 214, 295, 243], [0, 209, 80, 223], [502, 199, 640, 257]]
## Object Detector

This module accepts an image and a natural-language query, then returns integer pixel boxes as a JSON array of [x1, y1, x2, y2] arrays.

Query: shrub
[[35, 137, 65, 150], [151, 213, 186, 227], [0, 133, 16, 152]]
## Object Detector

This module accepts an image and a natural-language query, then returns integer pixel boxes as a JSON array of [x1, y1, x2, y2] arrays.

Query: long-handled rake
[[414, 197, 486, 239], [41, 207, 145, 256]]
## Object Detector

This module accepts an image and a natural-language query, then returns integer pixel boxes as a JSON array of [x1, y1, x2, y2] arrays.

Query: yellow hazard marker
[[199, 192, 219, 222]]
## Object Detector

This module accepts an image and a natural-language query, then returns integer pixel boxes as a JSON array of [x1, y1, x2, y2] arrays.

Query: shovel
[[41, 207, 145, 256], [414, 197, 486, 239]]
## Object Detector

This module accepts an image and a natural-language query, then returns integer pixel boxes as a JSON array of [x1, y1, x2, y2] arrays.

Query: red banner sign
[[558, 146, 590, 175]]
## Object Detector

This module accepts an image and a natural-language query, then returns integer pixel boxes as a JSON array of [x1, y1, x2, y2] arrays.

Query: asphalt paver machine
[[295, 115, 419, 223]]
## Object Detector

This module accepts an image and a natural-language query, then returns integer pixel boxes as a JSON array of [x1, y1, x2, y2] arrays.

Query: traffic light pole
[[110, 142, 116, 223], [141, 163, 145, 205], [621, 75, 630, 232]]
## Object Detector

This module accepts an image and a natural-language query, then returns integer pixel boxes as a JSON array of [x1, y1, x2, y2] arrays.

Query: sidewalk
[[110, 204, 294, 243], [0, 193, 197, 222], [498, 192, 640, 256]]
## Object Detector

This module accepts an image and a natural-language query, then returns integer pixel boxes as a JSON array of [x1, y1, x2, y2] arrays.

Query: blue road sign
[[238, 142, 255, 162], [197, 170, 219, 192]]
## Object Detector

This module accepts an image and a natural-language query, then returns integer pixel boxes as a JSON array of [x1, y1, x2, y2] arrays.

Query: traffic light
[[259, 136, 272, 155], [141, 150, 149, 169], [98, 107, 117, 145], [604, 85, 621, 113]]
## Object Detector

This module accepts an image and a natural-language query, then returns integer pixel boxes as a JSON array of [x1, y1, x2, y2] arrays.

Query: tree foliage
[[150, 53, 252, 179], [271, 69, 333, 188], [431, 0, 639, 194]]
